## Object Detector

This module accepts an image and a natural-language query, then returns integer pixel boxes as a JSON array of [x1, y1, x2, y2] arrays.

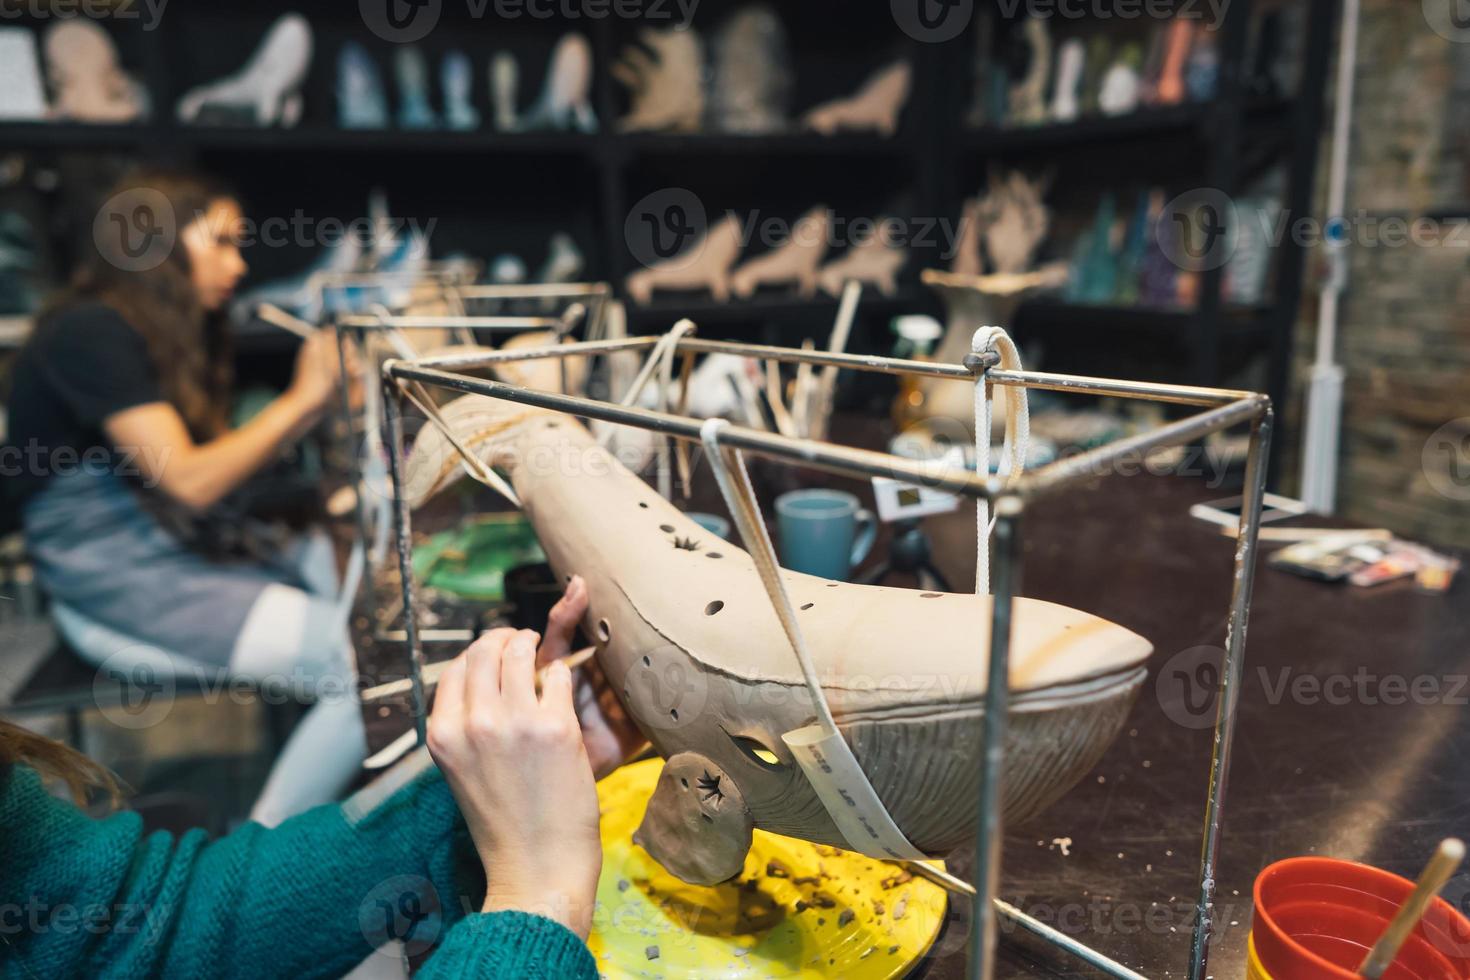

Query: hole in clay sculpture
[[670, 708, 679, 720], [659, 524, 675, 533], [921, 592, 942, 598], [639, 502, 649, 509], [705, 600, 724, 616], [730, 734, 784, 770], [707, 552, 723, 559], [800, 603, 814, 610], [597, 619, 611, 643], [642, 655, 651, 667], [680, 777, 689, 789], [673, 536, 700, 552], [826, 583, 839, 588]]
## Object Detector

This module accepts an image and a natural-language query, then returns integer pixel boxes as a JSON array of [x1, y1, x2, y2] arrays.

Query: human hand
[[539, 575, 647, 779], [426, 629, 602, 939], [287, 329, 345, 414]]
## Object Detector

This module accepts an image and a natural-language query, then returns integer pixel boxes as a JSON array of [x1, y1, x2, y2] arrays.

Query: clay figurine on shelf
[[1079, 35, 1111, 116], [490, 51, 518, 131], [614, 27, 704, 133], [176, 13, 311, 126], [519, 33, 597, 133], [951, 169, 1053, 277], [1098, 44, 1143, 116], [442, 51, 480, 131], [816, 234, 906, 297], [1049, 38, 1084, 123], [1153, 19, 1194, 105], [708, 4, 791, 134], [729, 206, 829, 299], [337, 42, 387, 129], [401, 392, 1153, 886], [43, 20, 147, 122], [1006, 18, 1051, 126], [625, 214, 743, 304], [395, 46, 438, 129], [1185, 28, 1220, 102], [801, 60, 911, 137]]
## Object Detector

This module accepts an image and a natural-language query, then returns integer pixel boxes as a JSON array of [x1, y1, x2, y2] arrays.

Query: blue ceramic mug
[[775, 489, 877, 581]]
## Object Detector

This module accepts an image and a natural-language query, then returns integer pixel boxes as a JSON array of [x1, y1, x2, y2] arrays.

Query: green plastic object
[[412, 515, 546, 601]]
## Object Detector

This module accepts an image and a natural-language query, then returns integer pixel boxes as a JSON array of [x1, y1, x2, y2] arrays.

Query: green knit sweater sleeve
[[1, 753, 596, 980]]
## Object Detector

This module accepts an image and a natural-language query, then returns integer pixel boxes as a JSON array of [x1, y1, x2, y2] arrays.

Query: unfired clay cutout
[[1154, 20, 1194, 106], [801, 61, 911, 138], [176, 13, 312, 126], [728, 206, 829, 299], [402, 395, 1153, 886], [614, 28, 704, 133], [816, 236, 906, 298], [625, 214, 743, 305], [43, 20, 148, 123]]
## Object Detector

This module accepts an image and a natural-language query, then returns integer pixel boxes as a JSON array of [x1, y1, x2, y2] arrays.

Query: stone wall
[[1285, 0, 1470, 548]]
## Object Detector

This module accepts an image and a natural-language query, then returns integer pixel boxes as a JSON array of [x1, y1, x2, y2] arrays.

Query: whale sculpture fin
[[633, 752, 754, 886]]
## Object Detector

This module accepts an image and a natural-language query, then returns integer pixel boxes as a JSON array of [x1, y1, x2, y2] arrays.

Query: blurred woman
[[6, 168, 363, 823]]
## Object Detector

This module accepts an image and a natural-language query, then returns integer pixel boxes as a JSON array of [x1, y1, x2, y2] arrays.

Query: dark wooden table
[[361, 436, 1470, 979], [911, 471, 1470, 979]]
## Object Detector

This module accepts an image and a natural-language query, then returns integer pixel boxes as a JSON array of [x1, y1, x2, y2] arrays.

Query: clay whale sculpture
[[402, 394, 1152, 885]]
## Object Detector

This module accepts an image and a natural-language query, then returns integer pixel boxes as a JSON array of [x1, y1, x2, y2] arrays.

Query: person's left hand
[[537, 575, 646, 779]]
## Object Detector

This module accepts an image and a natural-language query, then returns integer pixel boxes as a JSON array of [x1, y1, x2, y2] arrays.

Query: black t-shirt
[[5, 302, 165, 507]]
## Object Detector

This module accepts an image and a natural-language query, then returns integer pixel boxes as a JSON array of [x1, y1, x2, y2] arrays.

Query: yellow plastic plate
[[588, 759, 947, 978]]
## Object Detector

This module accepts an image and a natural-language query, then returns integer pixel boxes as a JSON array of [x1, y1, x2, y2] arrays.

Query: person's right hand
[[426, 629, 603, 940], [287, 329, 345, 414]]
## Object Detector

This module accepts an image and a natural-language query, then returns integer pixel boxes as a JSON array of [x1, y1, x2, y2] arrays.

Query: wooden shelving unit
[[3, 0, 1335, 474]]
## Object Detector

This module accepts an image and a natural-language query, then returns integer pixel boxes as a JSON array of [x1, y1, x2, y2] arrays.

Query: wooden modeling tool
[[362, 645, 596, 703]]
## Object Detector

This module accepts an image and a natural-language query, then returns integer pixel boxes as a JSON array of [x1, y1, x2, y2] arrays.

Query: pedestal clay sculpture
[[1049, 38, 1085, 123], [817, 236, 906, 297], [801, 61, 911, 137], [402, 396, 1152, 885], [176, 14, 311, 126], [1006, 19, 1051, 126], [1099, 45, 1143, 116], [442, 51, 480, 131], [490, 52, 518, 131], [519, 33, 597, 133], [708, 4, 790, 134], [729, 206, 829, 299], [625, 214, 743, 304], [614, 28, 704, 133], [338, 42, 388, 129], [43, 20, 148, 122], [395, 46, 438, 129], [1154, 19, 1194, 105]]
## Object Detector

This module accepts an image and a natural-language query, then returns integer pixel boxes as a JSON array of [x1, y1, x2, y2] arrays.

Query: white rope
[[972, 327, 1029, 595], [698, 418, 839, 735]]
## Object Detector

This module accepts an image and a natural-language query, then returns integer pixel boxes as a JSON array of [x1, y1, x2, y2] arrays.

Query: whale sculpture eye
[[597, 619, 611, 643], [705, 601, 724, 616], [729, 734, 784, 771]]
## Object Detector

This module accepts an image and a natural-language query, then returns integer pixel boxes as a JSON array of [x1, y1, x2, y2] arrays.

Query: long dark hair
[[44, 168, 237, 440]]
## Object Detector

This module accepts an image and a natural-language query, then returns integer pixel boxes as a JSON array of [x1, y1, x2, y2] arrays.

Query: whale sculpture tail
[[400, 394, 544, 509]]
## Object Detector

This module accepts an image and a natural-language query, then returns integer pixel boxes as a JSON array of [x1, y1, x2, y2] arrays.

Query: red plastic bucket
[[1250, 857, 1470, 980]]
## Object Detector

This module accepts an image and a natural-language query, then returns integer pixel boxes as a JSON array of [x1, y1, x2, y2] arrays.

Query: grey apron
[[23, 471, 303, 667]]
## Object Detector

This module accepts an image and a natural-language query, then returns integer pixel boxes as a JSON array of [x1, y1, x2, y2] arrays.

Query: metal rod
[[381, 379, 429, 746], [993, 901, 1150, 980], [970, 496, 1023, 980], [338, 315, 564, 330], [1018, 397, 1265, 498], [986, 367, 1254, 407], [1187, 407, 1273, 980], [450, 282, 612, 299], [386, 362, 1000, 498], [679, 336, 988, 380], [334, 323, 372, 561], [412, 336, 660, 371]]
